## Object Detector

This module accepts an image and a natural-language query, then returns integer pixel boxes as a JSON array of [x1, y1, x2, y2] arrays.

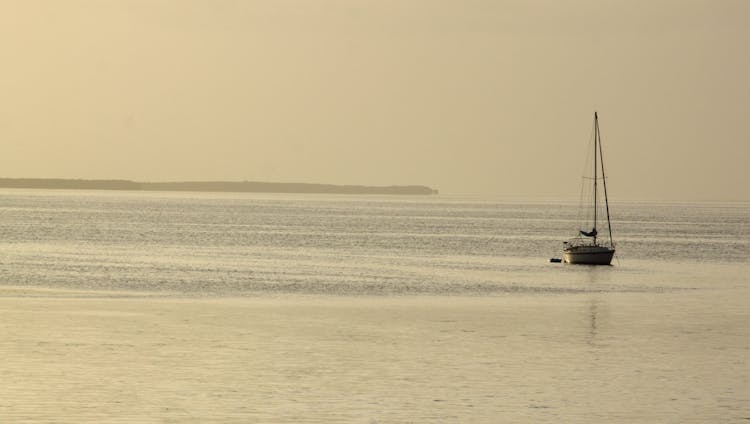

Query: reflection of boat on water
[[586, 297, 604, 348], [563, 112, 616, 265]]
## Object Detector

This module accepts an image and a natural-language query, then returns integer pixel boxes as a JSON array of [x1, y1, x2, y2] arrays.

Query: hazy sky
[[1, 0, 748, 200]]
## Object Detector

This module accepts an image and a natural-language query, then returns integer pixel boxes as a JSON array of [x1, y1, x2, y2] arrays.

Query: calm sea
[[1, 189, 748, 423], [0, 189, 746, 295]]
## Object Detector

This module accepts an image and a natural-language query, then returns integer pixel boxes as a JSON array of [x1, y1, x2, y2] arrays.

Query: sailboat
[[563, 112, 616, 265]]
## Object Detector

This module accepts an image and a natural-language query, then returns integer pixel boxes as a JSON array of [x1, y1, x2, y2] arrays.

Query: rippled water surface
[[0, 189, 748, 422], [1, 189, 747, 295]]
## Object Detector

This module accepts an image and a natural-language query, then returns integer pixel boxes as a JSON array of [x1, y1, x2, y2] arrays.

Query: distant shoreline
[[0, 178, 438, 195]]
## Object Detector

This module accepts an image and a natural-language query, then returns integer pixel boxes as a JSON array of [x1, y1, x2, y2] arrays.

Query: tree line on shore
[[0, 178, 438, 195]]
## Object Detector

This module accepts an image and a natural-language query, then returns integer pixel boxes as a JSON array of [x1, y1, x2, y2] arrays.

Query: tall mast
[[598, 113, 614, 248], [593, 112, 598, 245]]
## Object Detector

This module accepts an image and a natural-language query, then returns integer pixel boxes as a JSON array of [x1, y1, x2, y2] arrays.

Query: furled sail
[[580, 228, 598, 237]]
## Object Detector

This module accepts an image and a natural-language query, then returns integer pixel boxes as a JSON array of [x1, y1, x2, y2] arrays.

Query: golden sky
[[1, 0, 748, 200]]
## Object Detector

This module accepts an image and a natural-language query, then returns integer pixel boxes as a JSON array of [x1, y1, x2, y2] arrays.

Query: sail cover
[[580, 228, 598, 237]]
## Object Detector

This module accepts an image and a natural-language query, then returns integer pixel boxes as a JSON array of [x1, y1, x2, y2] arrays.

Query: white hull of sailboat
[[563, 246, 615, 265]]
